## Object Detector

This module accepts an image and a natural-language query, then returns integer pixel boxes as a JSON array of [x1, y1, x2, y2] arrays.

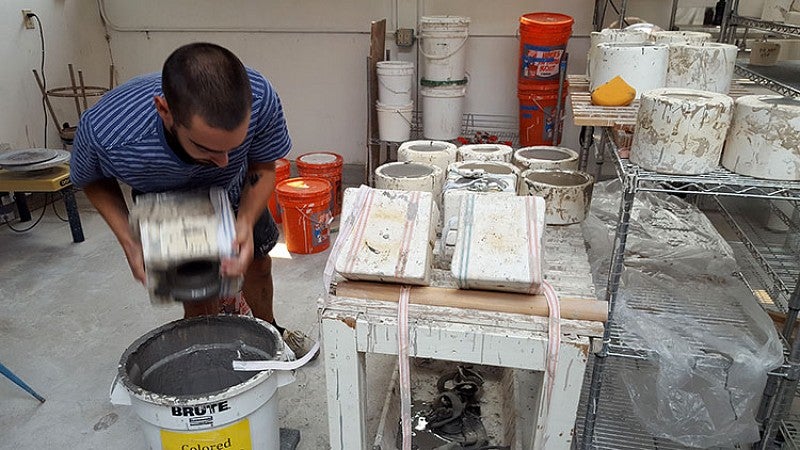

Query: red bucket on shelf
[[275, 177, 333, 254], [518, 82, 569, 146], [295, 152, 344, 216], [268, 158, 291, 224], [518, 12, 574, 87]]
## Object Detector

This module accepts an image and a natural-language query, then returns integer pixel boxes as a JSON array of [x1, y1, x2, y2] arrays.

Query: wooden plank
[[367, 19, 386, 186], [322, 316, 368, 450], [335, 280, 608, 323], [369, 19, 386, 141]]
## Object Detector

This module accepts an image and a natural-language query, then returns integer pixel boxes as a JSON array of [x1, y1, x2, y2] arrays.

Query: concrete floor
[[0, 169, 395, 449]]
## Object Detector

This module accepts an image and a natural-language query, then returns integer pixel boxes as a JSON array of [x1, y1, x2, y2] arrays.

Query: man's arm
[[222, 160, 276, 277], [83, 178, 146, 284]]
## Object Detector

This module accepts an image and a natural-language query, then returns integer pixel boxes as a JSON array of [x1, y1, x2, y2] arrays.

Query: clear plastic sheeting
[[585, 180, 736, 279], [583, 180, 785, 447], [616, 270, 784, 447]]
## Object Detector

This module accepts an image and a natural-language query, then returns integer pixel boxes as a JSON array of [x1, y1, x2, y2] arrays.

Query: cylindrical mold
[[589, 43, 669, 99], [447, 160, 520, 178], [398, 140, 458, 173], [442, 160, 520, 230], [513, 146, 579, 171], [374, 161, 444, 202], [457, 143, 513, 163], [666, 43, 738, 94], [762, 0, 794, 22], [630, 88, 734, 175], [521, 169, 595, 225], [588, 29, 647, 76], [739, 0, 766, 17], [722, 95, 800, 180], [650, 30, 712, 46]]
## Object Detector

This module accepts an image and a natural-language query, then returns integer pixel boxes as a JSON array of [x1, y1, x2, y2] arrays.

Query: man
[[71, 42, 312, 357]]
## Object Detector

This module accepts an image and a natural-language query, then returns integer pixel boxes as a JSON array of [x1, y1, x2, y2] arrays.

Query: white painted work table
[[319, 224, 605, 450]]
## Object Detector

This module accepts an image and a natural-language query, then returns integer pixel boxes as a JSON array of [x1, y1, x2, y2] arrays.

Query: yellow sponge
[[591, 76, 636, 107]]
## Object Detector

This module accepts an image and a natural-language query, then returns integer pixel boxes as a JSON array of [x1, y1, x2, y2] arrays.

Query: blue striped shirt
[[70, 68, 291, 207]]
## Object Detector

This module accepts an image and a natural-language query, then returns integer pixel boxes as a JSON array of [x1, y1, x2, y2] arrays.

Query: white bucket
[[398, 140, 457, 172], [376, 61, 414, 105], [420, 83, 467, 140], [376, 101, 413, 142], [110, 316, 296, 450], [419, 16, 471, 81]]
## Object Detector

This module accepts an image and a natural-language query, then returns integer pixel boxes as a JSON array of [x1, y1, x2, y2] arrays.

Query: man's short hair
[[162, 42, 252, 130]]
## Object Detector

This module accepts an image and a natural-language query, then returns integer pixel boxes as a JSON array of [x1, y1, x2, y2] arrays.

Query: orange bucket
[[296, 152, 344, 216], [518, 12, 573, 87], [268, 158, 291, 224], [518, 83, 569, 146], [275, 177, 333, 254]]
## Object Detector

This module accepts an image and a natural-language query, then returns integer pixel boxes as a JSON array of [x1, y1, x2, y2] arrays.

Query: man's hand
[[122, 240, 147, 285], [222, 218, 254, 277]]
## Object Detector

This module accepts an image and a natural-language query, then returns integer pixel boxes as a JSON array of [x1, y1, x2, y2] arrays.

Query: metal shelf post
[[580, 138, 637, 449]]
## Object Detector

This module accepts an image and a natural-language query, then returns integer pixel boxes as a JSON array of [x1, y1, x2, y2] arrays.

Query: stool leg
[[14, 193, 32, 222], [0, 362, 45, 403], [62, 187, 84, 243]]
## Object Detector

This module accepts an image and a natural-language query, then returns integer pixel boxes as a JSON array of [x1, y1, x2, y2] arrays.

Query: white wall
[[99, 0, 603, 163], [0, 0, 110, 149], [3, 1, 673, 162]]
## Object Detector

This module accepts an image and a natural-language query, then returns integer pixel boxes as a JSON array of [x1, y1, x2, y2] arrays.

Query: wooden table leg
[[528, 340, 590, 450], [322, 316, 368, 450]]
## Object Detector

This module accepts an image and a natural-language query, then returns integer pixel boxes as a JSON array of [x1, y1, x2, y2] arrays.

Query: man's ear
[[154, 96, 173, 127]]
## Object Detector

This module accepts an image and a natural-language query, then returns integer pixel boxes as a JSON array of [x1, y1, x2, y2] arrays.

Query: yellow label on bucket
[[160, 418, 251, 450]]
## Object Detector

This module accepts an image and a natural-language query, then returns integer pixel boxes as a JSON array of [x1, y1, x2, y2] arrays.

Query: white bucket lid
[[376, 100, 414, 111]]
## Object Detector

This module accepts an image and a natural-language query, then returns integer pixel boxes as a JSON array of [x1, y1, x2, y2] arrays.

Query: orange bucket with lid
[[518, 12, 573, 87], [296, 152, 344, 217], [268, 158, 291, 224], [276, 177, 333, 254]]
